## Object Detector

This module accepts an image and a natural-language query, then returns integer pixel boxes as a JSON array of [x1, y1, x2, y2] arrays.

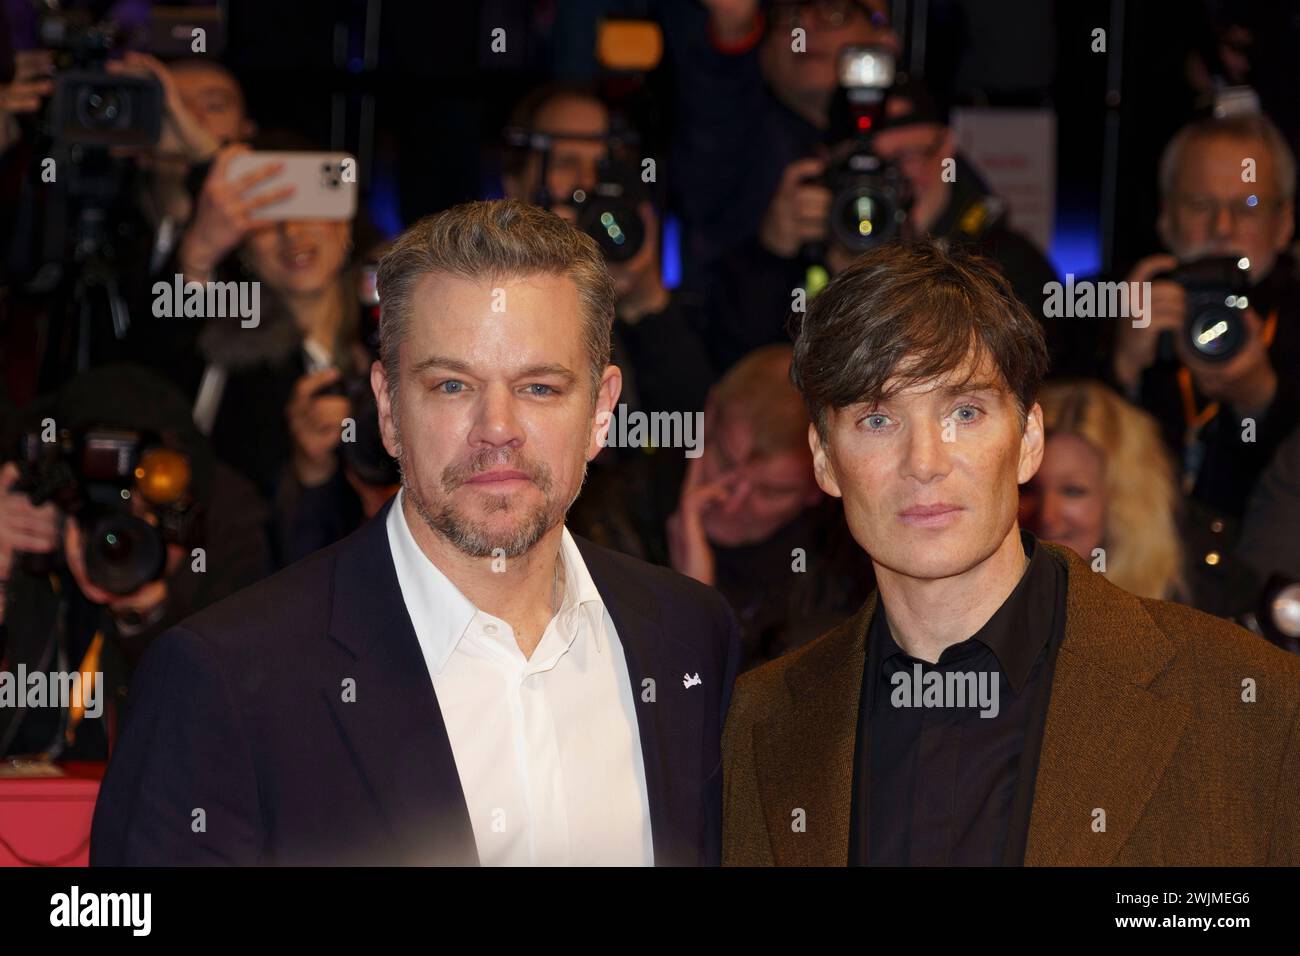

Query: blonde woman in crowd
[[1021, 379, 1256, 616]]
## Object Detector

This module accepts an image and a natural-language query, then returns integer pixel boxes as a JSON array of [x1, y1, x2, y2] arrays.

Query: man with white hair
[[1113, 111, 1300, 517]]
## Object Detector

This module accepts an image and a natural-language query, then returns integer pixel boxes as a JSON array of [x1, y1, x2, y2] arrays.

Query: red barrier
[[0, 762, 105, 867]]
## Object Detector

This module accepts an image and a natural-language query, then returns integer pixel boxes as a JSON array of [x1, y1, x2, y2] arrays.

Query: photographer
[[0, 41, 254, 394], [702, 77, 1061, 373], [174, 135, 392, 565], [1110, 112, 1300, 518], [500, 83, 716, 420], [663, 0, 897, 278], [0, 365, 269, 761], [497, 84, 721, 561]]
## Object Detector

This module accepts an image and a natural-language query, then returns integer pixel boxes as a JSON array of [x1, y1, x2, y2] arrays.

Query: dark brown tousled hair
[[788, 239, 1049, 441]]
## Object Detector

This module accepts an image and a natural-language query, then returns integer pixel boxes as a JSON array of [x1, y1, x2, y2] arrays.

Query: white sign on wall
[[950, 108, 1056, 255]]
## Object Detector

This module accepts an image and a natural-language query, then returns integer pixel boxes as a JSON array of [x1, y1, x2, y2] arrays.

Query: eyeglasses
[[769, 0, 890, 31], [1171, 193, 1288, 227]]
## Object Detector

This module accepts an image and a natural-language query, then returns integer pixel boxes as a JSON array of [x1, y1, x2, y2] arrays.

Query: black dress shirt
[[848, 529, 1068, 865]]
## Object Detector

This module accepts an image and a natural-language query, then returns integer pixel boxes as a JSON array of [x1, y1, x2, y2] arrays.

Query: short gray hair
[[1159, 113, 1297, 201], [376, 199, 616, 403]]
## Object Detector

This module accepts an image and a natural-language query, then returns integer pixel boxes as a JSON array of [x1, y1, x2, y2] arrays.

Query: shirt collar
[[386, 489, 477, 677], [386, 490, 610, 675], [869, 528, 1061, 696], [970, 529, 1058, 693], [556, 525, 611, 656]]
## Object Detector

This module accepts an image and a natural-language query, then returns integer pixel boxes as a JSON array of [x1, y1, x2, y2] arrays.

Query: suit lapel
[[576, 536, 708, 866], [323, 500, 479, 865], [741, 540, 1191, 866], [754, 597, 875, 865], [1024, 543, 1190, 865]]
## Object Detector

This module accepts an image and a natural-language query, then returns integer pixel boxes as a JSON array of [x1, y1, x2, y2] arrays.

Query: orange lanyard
[[1177, 308, 1278, 433]]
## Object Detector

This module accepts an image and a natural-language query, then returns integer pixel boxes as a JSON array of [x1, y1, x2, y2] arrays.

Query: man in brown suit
[[722, 240, 1300, 866]]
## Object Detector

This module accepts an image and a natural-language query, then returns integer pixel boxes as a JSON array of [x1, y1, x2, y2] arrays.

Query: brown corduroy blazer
[[721, 540, 1300, 865]]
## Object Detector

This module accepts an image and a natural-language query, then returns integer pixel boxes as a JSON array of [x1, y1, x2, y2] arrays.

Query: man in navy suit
[[90, 199, 739, 866]]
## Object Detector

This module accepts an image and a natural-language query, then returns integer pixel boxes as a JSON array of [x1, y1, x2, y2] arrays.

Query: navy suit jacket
[[90, 498, 740, 865]]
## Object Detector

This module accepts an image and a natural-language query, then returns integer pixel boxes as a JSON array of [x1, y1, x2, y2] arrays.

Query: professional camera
[[1241, 574, 1300, 656], [38, 6, 162, 149], [1153, 255, 1253, 364], [565, 155, 648, 263], [11, 6, 227, 392], [818, 46, 913, 254], [14, 426, 201, 595], [503, 118, 650, 263], [311, 264, 399, 488]]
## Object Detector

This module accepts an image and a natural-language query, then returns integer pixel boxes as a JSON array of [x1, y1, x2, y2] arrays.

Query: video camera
[[31, 1, 227, 151], [38, 5, 162, 149], [13, 426, 202, 595]]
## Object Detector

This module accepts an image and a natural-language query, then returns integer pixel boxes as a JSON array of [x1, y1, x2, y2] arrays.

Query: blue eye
[[863, 414, 889, 430], [954, 404, 983, 422], [437, 381, 464, 394], [526, 384, 556, 396]]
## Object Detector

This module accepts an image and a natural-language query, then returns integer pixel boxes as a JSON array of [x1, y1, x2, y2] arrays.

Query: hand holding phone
[[178, 144, 294, 276], [225, 149, 357, 221]]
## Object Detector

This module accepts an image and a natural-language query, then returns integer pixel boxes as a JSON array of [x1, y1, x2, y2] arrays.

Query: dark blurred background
[[4, 0, 1288, 277]]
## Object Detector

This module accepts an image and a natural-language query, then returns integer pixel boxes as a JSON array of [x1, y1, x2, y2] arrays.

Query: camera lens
[[1184, 296, 1246, 362], [83, 514, 165, 595], [832, 184, 899, 252], [577, 198, 644, 263], [76, 85, 129, 131]]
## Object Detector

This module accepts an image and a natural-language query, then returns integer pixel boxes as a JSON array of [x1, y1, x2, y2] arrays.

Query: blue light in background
[[1049, 215, 1102, 278], [661, 212, 682, 290], [368, 170, 405, 240]]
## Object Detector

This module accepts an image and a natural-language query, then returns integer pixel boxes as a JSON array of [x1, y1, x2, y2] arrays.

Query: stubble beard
[[393, 413, 589, 559]]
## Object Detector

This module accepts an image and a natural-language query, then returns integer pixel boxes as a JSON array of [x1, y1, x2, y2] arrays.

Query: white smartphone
[[226, 151, 358, 221]]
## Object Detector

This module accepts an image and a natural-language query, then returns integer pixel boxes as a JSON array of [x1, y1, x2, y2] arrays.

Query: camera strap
[[1176, 307, 1278, 435], [1176, 308, 1278, 493], [193, 364, 229, 436], [64, 631, 104, 749], [954, 195, 1005, 242]]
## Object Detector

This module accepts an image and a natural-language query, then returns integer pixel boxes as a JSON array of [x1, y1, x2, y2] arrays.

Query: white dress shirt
[[386, 490, 654, 866]]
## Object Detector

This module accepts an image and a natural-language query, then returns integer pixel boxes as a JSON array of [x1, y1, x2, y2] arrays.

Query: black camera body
[[817, 46, 913, 254], [566, 155, 648, 263], [48, 68, 162, 149], [505, 122, 650, 264], [15, 427, 200, 595], [823, 140, 913, 252], [310, 372, 399, 487], [1153, 255, 1253, 364], [39, 11, 163, 149], [309, 265, 400, 488]]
